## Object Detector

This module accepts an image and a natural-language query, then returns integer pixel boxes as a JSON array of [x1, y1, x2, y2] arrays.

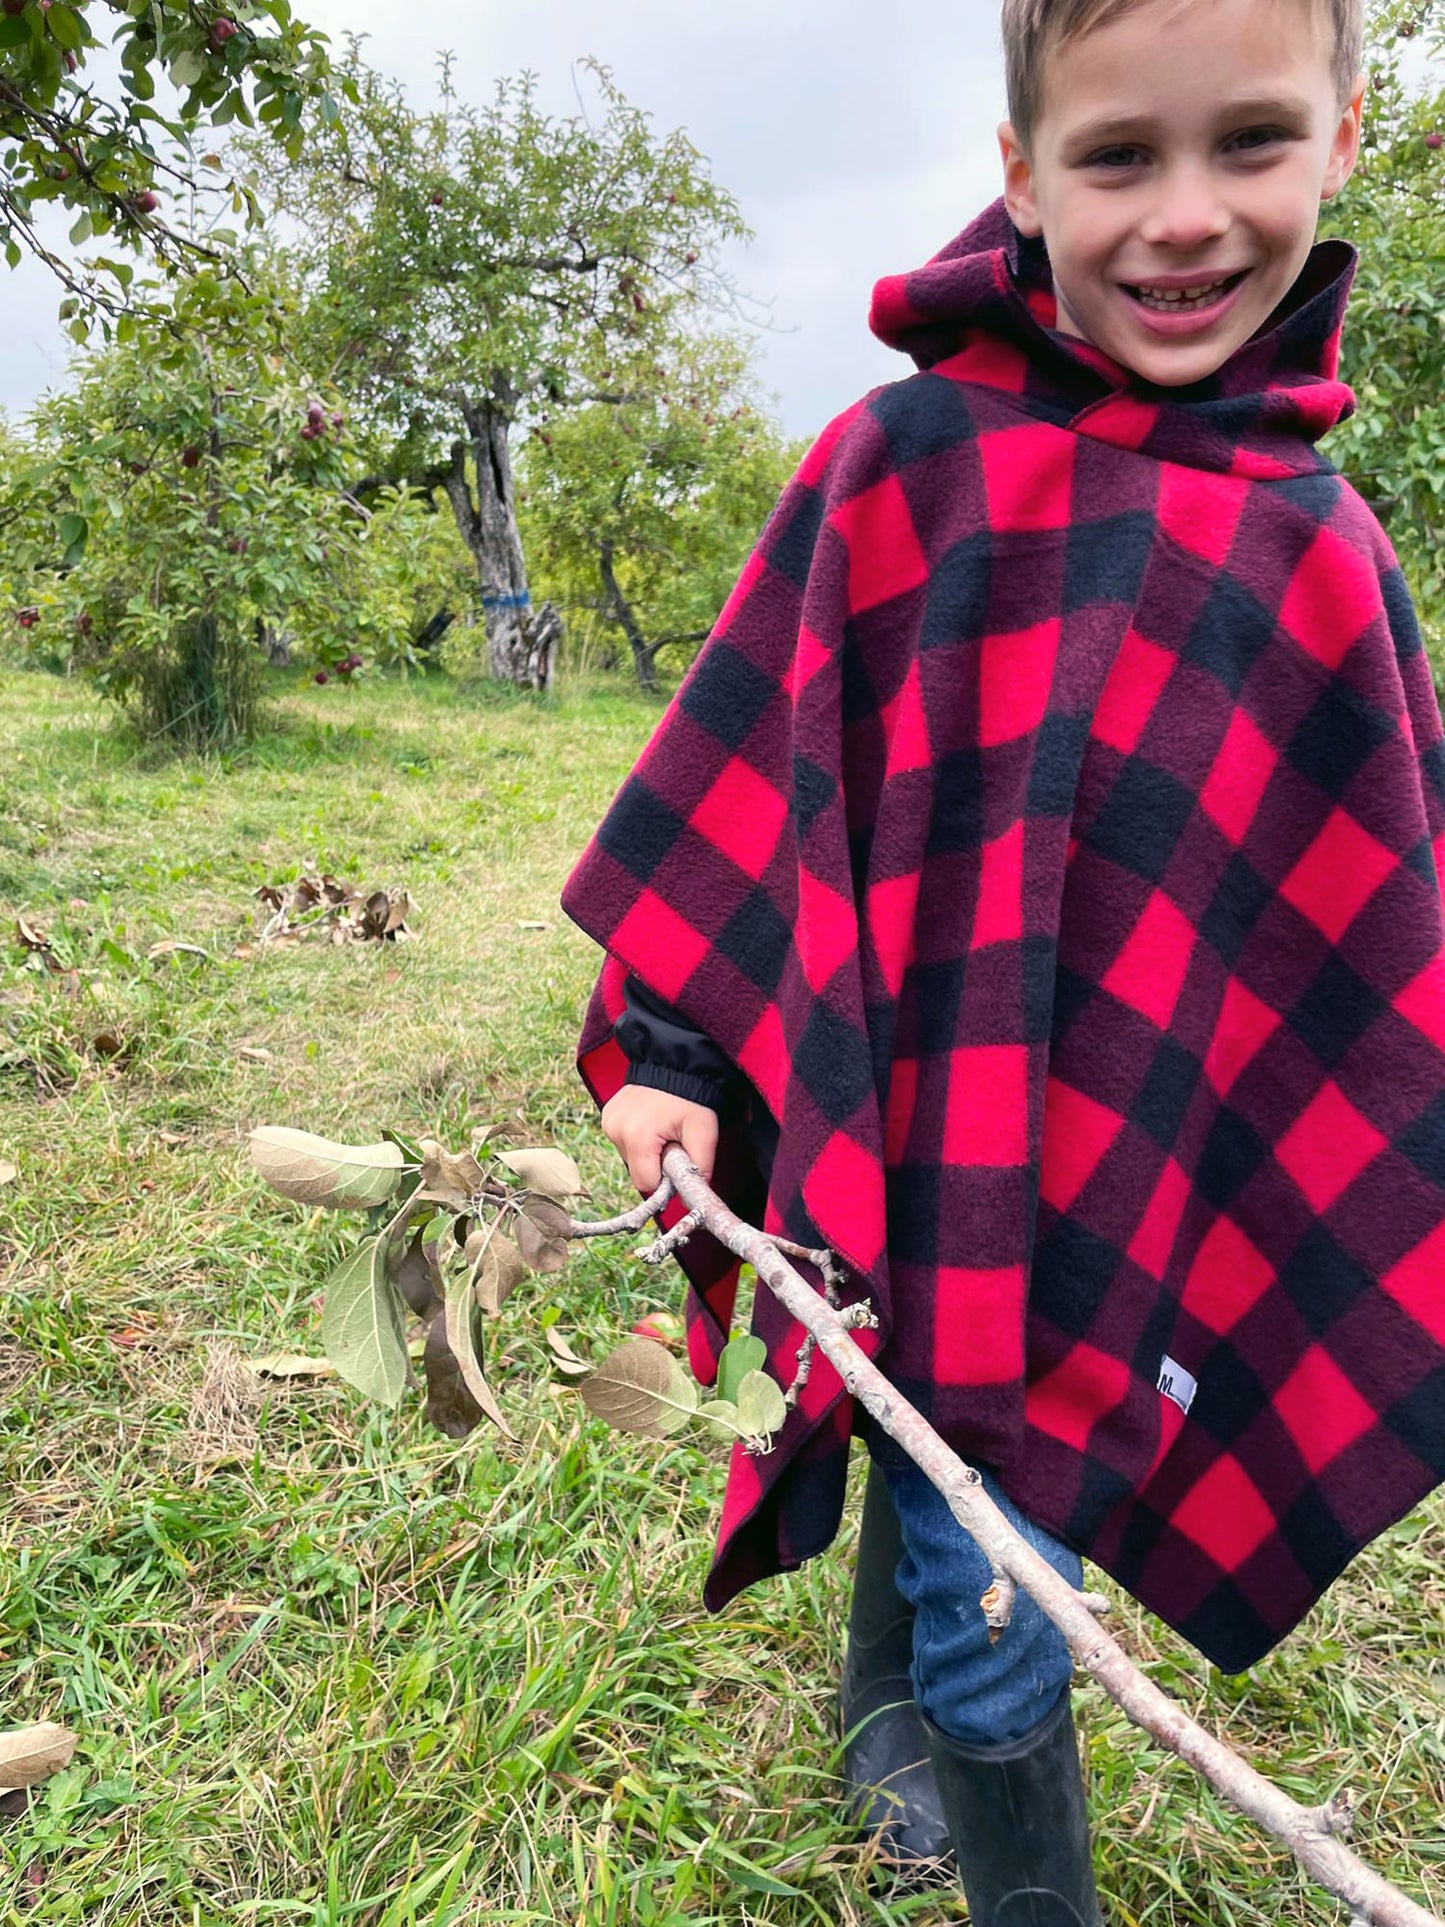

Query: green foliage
[[259, 53, 748, 445], [2, 263, 362, 747], [0, 0, 347, 323], [248, 52, 756, 669], [344, 483, 476, 673], [1322, 0, 1445, 662], [520, 335, 802, 686]]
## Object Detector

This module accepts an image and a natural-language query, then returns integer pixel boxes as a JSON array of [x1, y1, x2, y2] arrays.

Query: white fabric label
[[1157, 1355, 1198, 1415]]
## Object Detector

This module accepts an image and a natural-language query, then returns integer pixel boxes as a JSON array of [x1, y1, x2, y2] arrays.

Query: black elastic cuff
[[625, 1061, 732, 1112]]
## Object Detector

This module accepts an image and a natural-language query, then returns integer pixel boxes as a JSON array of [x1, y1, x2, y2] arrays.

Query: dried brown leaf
[[471, 1226, 525, 1317], [514, 1196, 572, 1274], [249, 1127, 404, 1210], [416, 1138, 486, 1212], [544, 1324, 588, 1368], [0, 1724, 77, 1792], [421, 1312, 483, 1438], [496, 1147, 582, 1200], [578, 1339, 677, 1438], [14, 917, 50, 953], [392, 1223, 443, 1319], [248, 1352, 338, 1380], [0, 1161, 16, 1187], [443, 1261, 515, 1438]]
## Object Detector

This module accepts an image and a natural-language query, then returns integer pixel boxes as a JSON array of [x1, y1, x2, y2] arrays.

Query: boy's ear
[[998, 121, 1044, 236], [1321, 72, 1367, 201]]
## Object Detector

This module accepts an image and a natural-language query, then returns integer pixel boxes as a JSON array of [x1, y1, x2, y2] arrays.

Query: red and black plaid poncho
[[561, 198, 1445, 1672]]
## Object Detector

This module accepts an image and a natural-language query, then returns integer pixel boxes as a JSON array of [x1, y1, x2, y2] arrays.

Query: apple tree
[[0, 0, 345, 327], [4, 261, 365, 746], [247, 55, 749, 690]]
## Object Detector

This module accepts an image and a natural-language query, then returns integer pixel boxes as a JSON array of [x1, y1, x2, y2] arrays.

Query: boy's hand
[[600, 1084, 719, 1195]]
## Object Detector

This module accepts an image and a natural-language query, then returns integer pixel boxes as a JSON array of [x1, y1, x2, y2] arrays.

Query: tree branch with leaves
[[246, 1120, 1442, 1927]]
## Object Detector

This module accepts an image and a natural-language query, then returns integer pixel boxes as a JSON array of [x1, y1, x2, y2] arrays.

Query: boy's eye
[[1088, 145, 1144, 169], [1229, 126, 1286, 153]]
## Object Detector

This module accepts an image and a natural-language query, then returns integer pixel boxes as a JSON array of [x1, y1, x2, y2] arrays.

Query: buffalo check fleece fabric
[[561, 197, 1445, 1672]]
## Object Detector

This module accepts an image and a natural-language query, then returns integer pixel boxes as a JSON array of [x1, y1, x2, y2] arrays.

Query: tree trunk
[[598, 539, 659, 692], [441, 379, 561, 691]]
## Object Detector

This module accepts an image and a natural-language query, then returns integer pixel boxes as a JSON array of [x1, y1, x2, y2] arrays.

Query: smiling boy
[[563, 1, 1445, 1919]]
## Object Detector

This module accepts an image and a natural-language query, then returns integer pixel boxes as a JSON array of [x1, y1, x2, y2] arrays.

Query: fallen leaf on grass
[[91, 1030, 125, 1059], [0, 1723, 77, 1792], [248, 1352, 338, 1380], [156, 1131, 187, 1147], [238, 1047, 274, 1065], [0, 1161, 15, 1186], [146, 941, 210, 963], [253, 872, 417, 946], [110, 1319, 160, 1349], [544, 1325, 592, 1377]]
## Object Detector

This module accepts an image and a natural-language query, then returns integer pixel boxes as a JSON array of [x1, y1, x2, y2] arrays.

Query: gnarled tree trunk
[[442, 377, 561, 691]]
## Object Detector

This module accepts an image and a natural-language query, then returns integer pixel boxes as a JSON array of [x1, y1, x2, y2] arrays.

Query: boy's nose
[[1137, 166, 1231, 252]]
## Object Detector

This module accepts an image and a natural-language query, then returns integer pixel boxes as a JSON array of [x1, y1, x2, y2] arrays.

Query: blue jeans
[[882, 1458, 1080, 1748]]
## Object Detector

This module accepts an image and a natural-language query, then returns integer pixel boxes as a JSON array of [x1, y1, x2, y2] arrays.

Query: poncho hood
[[870, 197, 1357, 478], [562, 200, 1445, 1673]]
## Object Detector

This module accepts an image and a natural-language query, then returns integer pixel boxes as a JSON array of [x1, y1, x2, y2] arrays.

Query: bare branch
[[646, 1143, 1444, 1927]]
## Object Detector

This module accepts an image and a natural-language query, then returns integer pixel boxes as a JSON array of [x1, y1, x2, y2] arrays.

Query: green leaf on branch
[[250, 1126, 404, 1210], [735, 1369, 787, 1443], [655, 1355, 700, 1436], [320, 1235, 408, 1407], [697, 1398, 743, 1443], [717, 1333, 766, 1406]]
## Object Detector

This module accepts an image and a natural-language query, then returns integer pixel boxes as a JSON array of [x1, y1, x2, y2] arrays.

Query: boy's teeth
[[1131, 277, 1235, 311]]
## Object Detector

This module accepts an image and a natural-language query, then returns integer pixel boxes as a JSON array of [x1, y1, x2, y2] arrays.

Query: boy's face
[[997, 0, 1366, 387]]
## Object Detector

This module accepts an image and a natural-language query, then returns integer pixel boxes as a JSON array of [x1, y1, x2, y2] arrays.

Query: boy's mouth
[[1121, 271, 1249, 316]]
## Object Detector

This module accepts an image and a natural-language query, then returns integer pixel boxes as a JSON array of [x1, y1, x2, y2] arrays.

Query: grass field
[[1, 666, 1442, 1927]]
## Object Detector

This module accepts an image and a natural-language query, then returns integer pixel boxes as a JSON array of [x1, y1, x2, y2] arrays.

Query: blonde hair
[[1002, 0, 1365, 153]]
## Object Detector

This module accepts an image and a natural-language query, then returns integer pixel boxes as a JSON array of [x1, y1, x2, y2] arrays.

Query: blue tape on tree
[[482, 592, 532, 610]]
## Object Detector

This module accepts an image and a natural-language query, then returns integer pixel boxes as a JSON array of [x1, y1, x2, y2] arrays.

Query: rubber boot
[[839, 1460, 952, 1867], [923, 1690, 1103, 1925]]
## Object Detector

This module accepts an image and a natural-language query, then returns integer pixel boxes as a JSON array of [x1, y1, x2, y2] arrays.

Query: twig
[[566, 1180, 673, 1238], [639, 1208, 703, 1264], [648, 1144, 1443, 1927]]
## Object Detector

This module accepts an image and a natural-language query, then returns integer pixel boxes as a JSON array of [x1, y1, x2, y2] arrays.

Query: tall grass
[[1, 667, 1441, 1926]]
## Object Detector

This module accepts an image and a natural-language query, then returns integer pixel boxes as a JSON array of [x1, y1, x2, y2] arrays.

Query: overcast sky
[[0, 0, 1008, 440]]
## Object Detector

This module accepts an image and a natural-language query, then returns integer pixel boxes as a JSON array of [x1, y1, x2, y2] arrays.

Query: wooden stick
[[639, 1145, 1442, 1927]]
